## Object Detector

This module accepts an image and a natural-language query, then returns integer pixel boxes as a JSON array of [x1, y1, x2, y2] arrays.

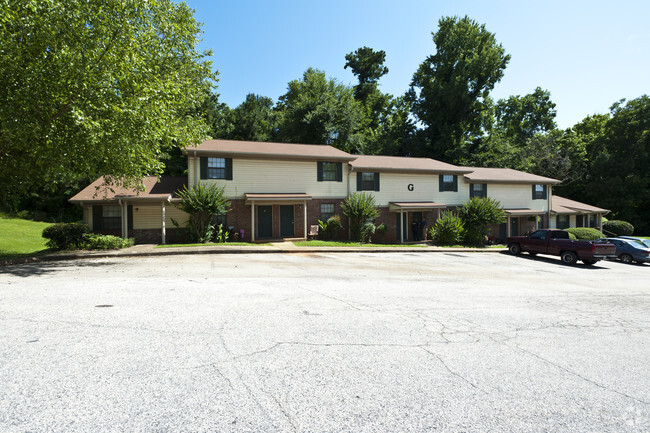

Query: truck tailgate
[[593, 243, 616, 256]]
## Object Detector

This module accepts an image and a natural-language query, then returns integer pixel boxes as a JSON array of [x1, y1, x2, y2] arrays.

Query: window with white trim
[[320, 203, 335, 221], [207, 157, 226, 179]]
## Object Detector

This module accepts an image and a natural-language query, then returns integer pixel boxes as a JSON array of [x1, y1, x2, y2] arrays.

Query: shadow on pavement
[[0, 259, 116, 278]]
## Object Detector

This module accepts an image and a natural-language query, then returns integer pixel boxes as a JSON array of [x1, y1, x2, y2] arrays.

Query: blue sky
[[182, 0, 649, 129]]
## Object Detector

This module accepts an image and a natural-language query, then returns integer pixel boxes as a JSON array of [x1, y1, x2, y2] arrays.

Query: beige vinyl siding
[[434, 175, 469, 206], [358, 173, 435, 206], [194, 157, 349, 198], [166, 206, 189, 227], [483, 183, 548, 211], [133, 204, 189, 229]]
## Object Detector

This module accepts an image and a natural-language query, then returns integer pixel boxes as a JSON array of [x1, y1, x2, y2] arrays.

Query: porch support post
[[400, 210, 404, 244], [303, 200, 307, 239], [251, 201, 255, 242], [120, 199, 128, 239], [506, 215, 511, 238], [161, 201, 166, 244]]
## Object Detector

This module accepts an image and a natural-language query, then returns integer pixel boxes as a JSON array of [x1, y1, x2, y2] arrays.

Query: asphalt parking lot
[[1, 252, 649, 432]]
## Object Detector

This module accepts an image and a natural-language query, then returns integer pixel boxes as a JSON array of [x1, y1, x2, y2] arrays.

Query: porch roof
[[551, 196, 609, 214], [69, 176, 186, 203], [244, 193, 312, 204], [504, 208, 546, 216], [389, 202, 446, 212]]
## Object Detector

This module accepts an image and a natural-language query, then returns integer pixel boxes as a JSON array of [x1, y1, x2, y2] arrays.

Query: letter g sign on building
[[407, 184, 414, 191]]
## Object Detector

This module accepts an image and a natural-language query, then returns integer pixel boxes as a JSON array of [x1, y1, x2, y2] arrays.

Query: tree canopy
[[408, 15, 510, 162], [0, 0, 216, 206], [274, 68, 365, 152]]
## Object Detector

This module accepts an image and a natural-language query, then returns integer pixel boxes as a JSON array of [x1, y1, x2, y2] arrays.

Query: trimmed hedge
[[82, 234, 134, 250], [42, 223, 89, 250], [603, 220, 634, 236], [566, 227, 605, 240]]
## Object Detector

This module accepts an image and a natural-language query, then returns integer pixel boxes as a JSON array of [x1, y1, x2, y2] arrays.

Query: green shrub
[[568, 232, 577, 240], [173, 184, 231, 243], [82, 234, 134, 250], [566, 227, 604, 240], [214, 224, 229, 243], [341, 193, 379, 242], [430, 212, 465, 245], [42, 223, 89, 249], [360, 222, 376, 244], [603, 220, 634, 236], [318, 215, 343, 240], [457, 197, 506, 245]]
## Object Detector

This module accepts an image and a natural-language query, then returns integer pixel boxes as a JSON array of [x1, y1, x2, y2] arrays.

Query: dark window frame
[[200, 157, 233, 180], [532, 184, 548, 200], [439, 174, 458, 192], [207, 157, 226, 179], [556, 215, 570, 229], [317, 161, 343, 182], [356, 172, 380, 191], [470, 183, 487, 198]]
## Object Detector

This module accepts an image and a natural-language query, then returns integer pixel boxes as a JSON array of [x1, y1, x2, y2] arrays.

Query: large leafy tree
[[344, 47, 416, 155], [493, 87, 557, 147], [275, 68, 365, 153], [0, 0, 216, 207], [585, 96, 650, 233], [227, 94, 277, 142], [408, 16, 510, 162]]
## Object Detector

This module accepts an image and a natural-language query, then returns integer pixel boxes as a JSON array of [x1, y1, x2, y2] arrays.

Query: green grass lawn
[[0, 214, 53, 259], [293, 240, 426, 247]]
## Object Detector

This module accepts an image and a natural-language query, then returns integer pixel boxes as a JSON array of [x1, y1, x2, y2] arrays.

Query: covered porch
[[388, 202, 446, 243], [245, 193, 312, 242], [501, 208, 547, 240]]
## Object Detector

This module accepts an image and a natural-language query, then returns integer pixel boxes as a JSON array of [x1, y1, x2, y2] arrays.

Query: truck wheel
[[561, 251, 578, 265], [508, 243, 521, 255], [582, 259, 597, 266], [620, 254, 633, 264]]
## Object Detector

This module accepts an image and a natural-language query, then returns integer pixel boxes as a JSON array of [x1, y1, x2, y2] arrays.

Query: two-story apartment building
[[70, 139, 609, 244]]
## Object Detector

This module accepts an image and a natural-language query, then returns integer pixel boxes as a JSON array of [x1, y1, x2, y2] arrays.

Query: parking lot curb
[[1, 245, 507, 266]]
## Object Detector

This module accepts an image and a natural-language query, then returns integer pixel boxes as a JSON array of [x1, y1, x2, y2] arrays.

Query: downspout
[[546, 184, 553, 229], [347, 164, 352, 240], [193, 150, 198, 187]]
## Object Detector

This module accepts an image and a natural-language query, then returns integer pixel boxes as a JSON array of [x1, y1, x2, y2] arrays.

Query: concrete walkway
[[2, 241, 507, 266]]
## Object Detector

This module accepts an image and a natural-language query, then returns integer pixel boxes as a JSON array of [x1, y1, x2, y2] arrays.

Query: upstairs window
[[356, 172, 380, 191], [208, 157, 226, 179], [470, 183, 487, 198], [200, 157, 233, 180], [439, 174, 458, 192], [532, 184, 547, 200], [317, 161, 342, 182]]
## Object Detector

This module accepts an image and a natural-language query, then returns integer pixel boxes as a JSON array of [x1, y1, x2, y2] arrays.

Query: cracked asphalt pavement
[[1, 252, 649, 432]]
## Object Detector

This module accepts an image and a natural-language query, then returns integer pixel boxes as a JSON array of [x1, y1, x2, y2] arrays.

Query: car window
[[550, 231, 569, 239], [529, 231, 546, 240]]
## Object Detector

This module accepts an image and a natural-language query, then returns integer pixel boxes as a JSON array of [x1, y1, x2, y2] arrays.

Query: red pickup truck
[[506, 229, 616, 265]]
